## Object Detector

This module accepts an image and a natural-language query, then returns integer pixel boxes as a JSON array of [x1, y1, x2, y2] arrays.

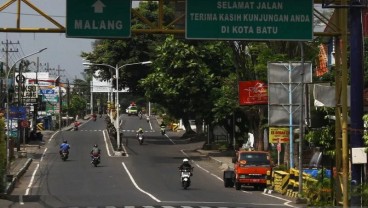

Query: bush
[[304, 169, 332, 206]]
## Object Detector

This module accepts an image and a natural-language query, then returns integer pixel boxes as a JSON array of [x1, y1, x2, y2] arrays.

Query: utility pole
[[55, 65, 65, 130], [67, 79, 70, 117], [1, 40, 19, 108]]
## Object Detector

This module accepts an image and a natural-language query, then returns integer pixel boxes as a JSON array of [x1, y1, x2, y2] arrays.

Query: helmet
[[94, 144, 98, 147], [138, 128, 143, 131], [63, 140, 67, 143], [183, 158, 189, 163]]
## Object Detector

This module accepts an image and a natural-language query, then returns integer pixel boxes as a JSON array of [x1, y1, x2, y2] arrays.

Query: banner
[[238, 80, 268, 105]]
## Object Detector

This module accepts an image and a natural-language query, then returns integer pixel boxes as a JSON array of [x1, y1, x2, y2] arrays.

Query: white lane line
[[262, 192, 297, 207], [48, 131, 59, 143], [181, 149, 224, 182], [103, 130, 113, 157], [25, 163, 39, 195], [181, 149, 252, 195], [165, 134, 175, 144], [19, 195, 24, 205], [40, 148, 47, 162], [121, 162, 161, 202]]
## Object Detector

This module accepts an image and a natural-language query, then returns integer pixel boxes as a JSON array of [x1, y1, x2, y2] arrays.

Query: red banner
[[238, 80, 268, 105], [364, 9, 368, 37]]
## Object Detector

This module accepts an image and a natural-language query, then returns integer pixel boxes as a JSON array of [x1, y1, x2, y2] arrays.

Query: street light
[[5, 48, 47, 176], [83, 61, 152, 153]]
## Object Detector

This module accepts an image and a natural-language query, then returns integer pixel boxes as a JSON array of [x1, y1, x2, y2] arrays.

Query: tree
[[141, 35, 233, 135]]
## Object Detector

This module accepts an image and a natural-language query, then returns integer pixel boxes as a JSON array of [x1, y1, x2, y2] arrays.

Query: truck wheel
[[235, 182, 241, 190], [224, 179, 231, 187]]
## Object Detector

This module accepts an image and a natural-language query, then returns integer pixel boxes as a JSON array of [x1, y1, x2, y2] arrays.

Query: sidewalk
[[196, 149, 234, 170]]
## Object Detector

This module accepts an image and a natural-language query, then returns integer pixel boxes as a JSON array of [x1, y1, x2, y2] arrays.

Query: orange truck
[[224, 150, 272, 190]]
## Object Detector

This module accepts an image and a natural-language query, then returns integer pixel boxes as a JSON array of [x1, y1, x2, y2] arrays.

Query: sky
[[0, 0, 139, 82], [0, 1, 329, 83]]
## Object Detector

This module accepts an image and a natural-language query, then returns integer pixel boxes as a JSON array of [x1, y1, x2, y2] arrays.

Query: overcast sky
[[0, 0, 140, 82]]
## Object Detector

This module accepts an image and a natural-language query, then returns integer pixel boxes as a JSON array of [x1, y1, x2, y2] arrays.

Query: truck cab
[[127, 105, 138, 116], [231, 150, 272, 190]]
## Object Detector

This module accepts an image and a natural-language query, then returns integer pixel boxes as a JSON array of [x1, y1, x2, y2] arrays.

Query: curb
[[4, 158, 33, 195]]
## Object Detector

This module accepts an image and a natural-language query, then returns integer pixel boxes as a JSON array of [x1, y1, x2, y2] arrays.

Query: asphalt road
[[7, 114, 301, 208]]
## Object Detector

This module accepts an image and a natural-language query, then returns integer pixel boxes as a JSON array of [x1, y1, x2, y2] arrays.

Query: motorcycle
[[146, 116, 149, 123], [160, 126, 165, 135], [91, 155, 100, 167], [73, 125, 78, 131], [139, 112, 143, 120], [179, 167, 193, 189], [60, 150, 69, 161], [137, 133, 144, 145]]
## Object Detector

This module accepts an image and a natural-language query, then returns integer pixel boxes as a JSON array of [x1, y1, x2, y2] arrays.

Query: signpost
[[186, 0, 313, 40], [66, 0, 131, 38]]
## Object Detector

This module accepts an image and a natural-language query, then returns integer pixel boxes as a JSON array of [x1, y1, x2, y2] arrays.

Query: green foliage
[[67, 95, 88, 117], [141, 35, 233, 131], [305, 125, 335, 155], [353, 183, 368, 206], [304, 169, 332, 206], [212, 73, 238, 123], [362, 114, 368, 148]]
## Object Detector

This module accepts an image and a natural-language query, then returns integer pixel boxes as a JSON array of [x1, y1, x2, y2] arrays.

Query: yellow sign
[[269, 127, 289, 143]]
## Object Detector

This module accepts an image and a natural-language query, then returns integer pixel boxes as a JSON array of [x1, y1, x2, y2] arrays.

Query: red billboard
[[238, 81, 268, 105]]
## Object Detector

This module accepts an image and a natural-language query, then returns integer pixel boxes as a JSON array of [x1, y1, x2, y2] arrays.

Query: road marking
[[40, 148, 47, 162], [19, 195, 24, 205], [262, 192, 297, 207], [103, 130, 113, 157], [121, 162, 161, 202], [25, 163, 39, 195], [165, 134, 175, 144]]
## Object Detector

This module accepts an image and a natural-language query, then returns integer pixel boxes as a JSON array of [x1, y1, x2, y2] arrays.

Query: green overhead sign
[[186, 0, 313, 41], [66, 0, 131, 38]]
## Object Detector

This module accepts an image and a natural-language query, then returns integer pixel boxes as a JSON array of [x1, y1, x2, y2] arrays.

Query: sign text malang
[[186, 0, 313, 41]]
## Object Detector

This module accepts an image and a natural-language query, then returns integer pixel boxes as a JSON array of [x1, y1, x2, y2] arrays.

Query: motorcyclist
[[90, 144, 101, 163], [160, 122, 166, 129], [59, 140, 70, 155], [160, 122, 166, 134], [179, 158, 193, 175], [136, 127, 144, 135], [73, 120, 79, 130]]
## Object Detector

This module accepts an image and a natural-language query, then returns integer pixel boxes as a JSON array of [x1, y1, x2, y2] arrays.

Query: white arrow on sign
[[92, 0, 106, 13]]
